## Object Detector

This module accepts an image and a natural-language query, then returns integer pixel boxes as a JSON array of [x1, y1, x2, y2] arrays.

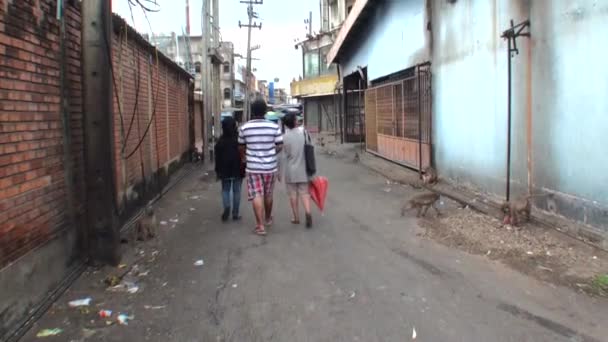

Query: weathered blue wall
[[341, 0, 429, 80], [432, 0, 608, 231], [530, 1, 608, 228], [431, 0, 530, 197]]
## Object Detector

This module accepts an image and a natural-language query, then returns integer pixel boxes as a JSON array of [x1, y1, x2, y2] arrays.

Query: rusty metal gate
[[365, 64, 432, 171], [345, 89, 365, 142]]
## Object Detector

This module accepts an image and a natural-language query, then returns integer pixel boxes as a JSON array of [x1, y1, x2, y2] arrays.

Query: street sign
[[268, 82, 275, 104]]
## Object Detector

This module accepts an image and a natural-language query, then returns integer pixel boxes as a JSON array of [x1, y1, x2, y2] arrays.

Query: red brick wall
[[0, 1, 192, 266], [0, 0, 84, 267], [111, 19, 192, 207]]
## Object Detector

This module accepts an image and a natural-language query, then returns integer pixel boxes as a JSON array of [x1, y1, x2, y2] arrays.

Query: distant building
[[291, 0, 355, 134], [219, 41, 235, 109], [257, 80, 268, 103], [234, 63, 247, 109]]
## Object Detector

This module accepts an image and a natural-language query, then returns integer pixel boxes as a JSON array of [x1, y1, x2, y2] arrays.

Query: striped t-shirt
[[238, 119, 283, 174]]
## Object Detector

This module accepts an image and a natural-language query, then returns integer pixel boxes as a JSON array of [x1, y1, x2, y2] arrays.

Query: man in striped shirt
[[238, 99, 283, 235]]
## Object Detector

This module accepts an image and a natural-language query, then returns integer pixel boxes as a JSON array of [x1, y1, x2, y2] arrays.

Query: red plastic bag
[[309, 176, 328, 213]]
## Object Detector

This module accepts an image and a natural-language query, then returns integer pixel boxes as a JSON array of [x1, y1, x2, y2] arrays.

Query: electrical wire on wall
[[122, 0, 143, 152], [124, 4, 161, 161], [102, 0, 162, 211], [120, 0, 147, 188]]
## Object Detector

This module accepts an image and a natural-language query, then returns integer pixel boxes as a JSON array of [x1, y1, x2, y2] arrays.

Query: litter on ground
[[108, 280, 139, 294], [144, 305, 166, 310], [36, 328, 63, 337], [99, 309, 112, 318], [117, 313, 134, 325], [68, 298, 92, 307]]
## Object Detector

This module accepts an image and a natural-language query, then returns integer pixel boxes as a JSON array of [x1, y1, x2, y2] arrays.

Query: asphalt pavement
[[21, 154, 607, 342]]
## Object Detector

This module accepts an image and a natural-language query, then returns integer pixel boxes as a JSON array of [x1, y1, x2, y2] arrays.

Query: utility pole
[[82, 0, 120, 265], [212, 0, 220, 139], [186, 0, 191, 35], [309, 11, 313, 37], [201, 0, 212, 159], [239, 0, 263, 120]]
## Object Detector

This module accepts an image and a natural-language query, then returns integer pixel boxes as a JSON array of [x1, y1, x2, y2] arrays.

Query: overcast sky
[[112, 0, 321, 91]]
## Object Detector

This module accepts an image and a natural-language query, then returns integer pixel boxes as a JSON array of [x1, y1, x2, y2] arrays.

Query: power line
[[127, 0, 160, 13]]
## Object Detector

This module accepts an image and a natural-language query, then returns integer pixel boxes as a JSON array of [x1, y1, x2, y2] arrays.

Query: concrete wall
[[0, 1, 85, 337], [530, 1, 608, 229], [431, 0, 517, 196], [432, 0, 608, 232], [341, 0, 429, 80]]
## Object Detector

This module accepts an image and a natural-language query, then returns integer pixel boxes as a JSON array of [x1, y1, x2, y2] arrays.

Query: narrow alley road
[[22, 154, 607, 342]]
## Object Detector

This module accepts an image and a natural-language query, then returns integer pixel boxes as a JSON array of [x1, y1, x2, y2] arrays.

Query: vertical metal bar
[[317, 100, 322, 132], [428, 69, 433, 165], [526, 37, 532, 195], [390, 85, 394, 136], [401, 80, 405, 138], [359, 79, 363, 150], [82, 0, 120, 265], [342, 79, 347, 143], [337, 64, 344, 144], [375, 88, 378, 148], [506, 38, 512, 201], [417, 66, 423, 175]]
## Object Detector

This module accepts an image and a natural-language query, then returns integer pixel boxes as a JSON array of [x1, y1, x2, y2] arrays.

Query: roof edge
[[326, 0, 371, 65]]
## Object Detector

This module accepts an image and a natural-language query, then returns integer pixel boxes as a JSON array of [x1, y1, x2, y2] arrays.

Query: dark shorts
[[246, 173, 277, 201]]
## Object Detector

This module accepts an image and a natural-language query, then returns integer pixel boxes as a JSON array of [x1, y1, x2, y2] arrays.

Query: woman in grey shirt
[[281, 113, 313, 228]]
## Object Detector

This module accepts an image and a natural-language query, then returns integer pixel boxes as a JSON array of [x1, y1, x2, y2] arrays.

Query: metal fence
[[364, 64, 432, 171]]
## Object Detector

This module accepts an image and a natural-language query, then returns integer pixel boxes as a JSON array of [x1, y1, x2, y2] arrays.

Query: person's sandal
[[291, 219, 300, 224], [254, 226, 267, 236], [305, 213, 312, 229], [265, 216, 273, 229], [221, 208, 230, 222]]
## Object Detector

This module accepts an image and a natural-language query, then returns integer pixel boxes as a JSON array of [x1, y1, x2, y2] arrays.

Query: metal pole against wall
[[506, 37, 512, 201], [417, 66, 422, 177], [359, 79, 363, 151], [501, 19, 530, 202], [82, 0, 120, 265], [337, 64, 343, 144]]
